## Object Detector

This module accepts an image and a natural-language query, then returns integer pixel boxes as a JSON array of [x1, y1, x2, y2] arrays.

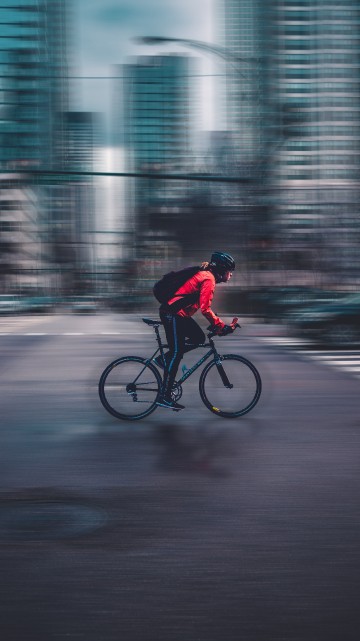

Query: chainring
[[171, 382, 183, 402]]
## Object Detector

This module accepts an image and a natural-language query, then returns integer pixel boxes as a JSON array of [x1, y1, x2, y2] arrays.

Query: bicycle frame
[[144, 323, 232, 388]]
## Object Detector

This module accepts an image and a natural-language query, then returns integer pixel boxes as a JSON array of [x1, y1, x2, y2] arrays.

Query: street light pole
[[134, 36, 262, 70], [136, 39, 269, 167]]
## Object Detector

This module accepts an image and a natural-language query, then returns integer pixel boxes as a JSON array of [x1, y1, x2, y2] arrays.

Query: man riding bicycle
[[155, 251, 236, 410]]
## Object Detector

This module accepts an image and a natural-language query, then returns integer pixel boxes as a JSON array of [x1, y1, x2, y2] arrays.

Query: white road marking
[[0, 316, 149, 337], [63, 332, 85, 336], [25, 333, 47, 336], [0, 331, 148, 336], [259, 336, 360, 379]]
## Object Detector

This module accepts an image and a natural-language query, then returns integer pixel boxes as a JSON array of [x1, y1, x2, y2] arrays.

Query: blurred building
[[269, 0, 360, 287], [122, 54, 195, 266], [215, 0, 273, 287], [59, 111, 101, 293], [217, 0, 360, 289], [217, 0, 267, 169], [0, 0, 69, 293], [0, 177, 44, 293], [0, 0, 68, 169]]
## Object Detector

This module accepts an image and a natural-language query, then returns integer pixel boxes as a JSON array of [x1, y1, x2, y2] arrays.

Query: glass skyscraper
[[0, 0, 69, 293], [270, 0, 360, 284], [63, 111, 101, 291], [219, 0, 360, 287], [123, 54, 194, 262], [0, 0, 68, 169], [272, 0, 360, 183], [217, 0, 267, 168]]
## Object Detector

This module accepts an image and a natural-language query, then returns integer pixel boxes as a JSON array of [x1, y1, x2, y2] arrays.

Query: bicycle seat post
[[154, 324, 162, 350]]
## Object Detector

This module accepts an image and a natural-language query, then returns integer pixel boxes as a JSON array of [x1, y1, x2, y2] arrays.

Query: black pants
[[159, 308, 205, 399]]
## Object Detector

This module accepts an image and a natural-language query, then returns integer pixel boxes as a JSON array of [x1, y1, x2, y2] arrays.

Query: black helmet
[[210, 251, 235, 272]]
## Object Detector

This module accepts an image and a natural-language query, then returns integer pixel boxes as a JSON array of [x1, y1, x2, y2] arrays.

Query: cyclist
[[156, 251, 236, 410]]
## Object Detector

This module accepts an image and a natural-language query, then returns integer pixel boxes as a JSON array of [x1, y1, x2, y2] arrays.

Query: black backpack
[[153, 265, 201, 311]]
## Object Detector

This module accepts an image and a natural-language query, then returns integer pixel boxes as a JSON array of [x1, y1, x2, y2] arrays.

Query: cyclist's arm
[[199, 278, 225, 330]]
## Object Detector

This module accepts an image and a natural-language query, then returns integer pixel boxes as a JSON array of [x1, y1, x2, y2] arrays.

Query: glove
[[207, 320, 239, 336], [207, 324, 225, 335], [218, 324, 233, 336]]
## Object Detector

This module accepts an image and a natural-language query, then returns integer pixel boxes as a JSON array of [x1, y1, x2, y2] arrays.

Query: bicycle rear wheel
[[199, 354, 261, 418], [99, 356, 161, 421]]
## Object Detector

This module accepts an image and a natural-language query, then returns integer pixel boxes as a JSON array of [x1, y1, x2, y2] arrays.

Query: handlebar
[[207, 317, 241, 339]]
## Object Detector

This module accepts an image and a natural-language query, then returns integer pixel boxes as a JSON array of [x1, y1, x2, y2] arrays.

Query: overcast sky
[[72, 0, 217, 133]]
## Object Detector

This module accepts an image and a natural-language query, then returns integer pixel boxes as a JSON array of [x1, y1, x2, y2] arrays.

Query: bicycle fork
[[215, 358, 233, 389], [210, 337, 233, 389]]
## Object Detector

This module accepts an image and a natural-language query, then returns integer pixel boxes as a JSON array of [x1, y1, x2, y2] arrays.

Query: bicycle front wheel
[[99, 356, 162, 421], [199, 354, 262, 418]]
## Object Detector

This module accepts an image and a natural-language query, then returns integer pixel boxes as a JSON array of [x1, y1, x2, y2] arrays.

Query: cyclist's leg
[[159, 310, 186, 401], [181, 317, 205, 354], [159, 314, 205, 368]]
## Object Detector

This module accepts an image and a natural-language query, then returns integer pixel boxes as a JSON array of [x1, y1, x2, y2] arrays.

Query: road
[[1, 313, 360, 641]]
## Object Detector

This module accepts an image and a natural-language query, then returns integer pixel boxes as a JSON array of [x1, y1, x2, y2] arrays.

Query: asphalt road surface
[[0, 313, 360, 641]]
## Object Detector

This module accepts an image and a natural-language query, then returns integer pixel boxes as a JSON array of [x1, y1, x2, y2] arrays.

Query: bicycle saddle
[[142, 317, 162, 326]]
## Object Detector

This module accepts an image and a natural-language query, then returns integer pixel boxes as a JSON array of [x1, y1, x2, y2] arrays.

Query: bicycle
[[98, 317, 262, 421]]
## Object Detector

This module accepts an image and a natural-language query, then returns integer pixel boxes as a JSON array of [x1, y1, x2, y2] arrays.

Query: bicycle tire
[[99, 356, 162, 421], [199, 354, 262, 418]]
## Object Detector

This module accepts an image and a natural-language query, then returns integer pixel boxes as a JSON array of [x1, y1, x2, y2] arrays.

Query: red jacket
[[167, 270, 225, 329]]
